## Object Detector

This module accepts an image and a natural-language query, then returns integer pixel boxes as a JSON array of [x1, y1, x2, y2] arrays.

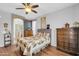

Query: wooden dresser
[[24, 29, 33, 37], [57, 27, 79, 55]]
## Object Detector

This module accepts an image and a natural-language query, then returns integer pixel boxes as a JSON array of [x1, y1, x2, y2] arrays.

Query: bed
[[17, 29, 51, 56]]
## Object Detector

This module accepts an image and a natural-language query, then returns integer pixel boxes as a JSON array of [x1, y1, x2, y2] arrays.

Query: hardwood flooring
[[0, 45, 71, 56], [0, 45, 20, 56]]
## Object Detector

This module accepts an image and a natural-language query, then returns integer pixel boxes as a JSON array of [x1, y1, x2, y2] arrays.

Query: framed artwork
[[41, 16, 46, 29], [4, 23, 8, 28], [3, 23, 9, 32], [24, 21, 32, 30]]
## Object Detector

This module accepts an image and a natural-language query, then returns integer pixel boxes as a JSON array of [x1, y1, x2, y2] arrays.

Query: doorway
[[13, 18, 24, 44]]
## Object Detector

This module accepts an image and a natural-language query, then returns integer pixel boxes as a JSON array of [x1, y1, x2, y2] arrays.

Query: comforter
[[17, 32, 50, 56]]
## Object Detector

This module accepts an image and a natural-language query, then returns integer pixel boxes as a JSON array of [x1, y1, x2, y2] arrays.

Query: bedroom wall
[[0, 10, 12, 47], [36, 4, 79, 47]]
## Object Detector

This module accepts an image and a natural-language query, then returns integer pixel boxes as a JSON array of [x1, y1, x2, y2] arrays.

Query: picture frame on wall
[[41, 16, 46, 29], [4, 23, 8, 29]]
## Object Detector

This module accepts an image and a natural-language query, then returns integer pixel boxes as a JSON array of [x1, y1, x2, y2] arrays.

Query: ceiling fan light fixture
[[16, 3, 39, 14], [25, 6, 32, 12]]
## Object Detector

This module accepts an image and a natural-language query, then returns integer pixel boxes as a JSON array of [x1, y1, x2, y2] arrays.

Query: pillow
[[35, 32, 42, 37], [46, 33, 50, 37]]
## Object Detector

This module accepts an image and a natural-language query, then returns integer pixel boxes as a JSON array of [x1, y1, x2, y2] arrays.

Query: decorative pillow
[[46, 33, 50, 37], [35, 32, 42, 37]]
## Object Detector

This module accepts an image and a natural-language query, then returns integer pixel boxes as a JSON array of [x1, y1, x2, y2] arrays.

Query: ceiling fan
[[16, 3, 39, 14]]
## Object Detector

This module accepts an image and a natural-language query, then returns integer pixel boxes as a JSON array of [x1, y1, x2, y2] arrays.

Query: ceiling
[[0, 3, 76, 20]]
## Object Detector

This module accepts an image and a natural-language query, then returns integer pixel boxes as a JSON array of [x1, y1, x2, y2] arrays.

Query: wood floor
[[0, 45, 71, 56]]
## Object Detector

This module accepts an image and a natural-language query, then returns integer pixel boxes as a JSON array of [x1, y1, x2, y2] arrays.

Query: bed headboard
[[38, 29, 51, 39]]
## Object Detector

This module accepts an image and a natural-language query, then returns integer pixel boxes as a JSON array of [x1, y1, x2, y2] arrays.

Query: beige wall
[[36, 4, 79, 47]]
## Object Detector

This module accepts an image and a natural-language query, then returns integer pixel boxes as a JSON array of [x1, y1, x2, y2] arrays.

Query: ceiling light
[[25, 6, 31, 12]]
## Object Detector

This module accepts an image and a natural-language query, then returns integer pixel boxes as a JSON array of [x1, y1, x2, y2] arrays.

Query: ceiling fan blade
[[32, 5, 39, 8], [22, 3, 26, 6], [32, 10, 37, 13], [27, 3, 30, 6], [16, 8, 25, 9]]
